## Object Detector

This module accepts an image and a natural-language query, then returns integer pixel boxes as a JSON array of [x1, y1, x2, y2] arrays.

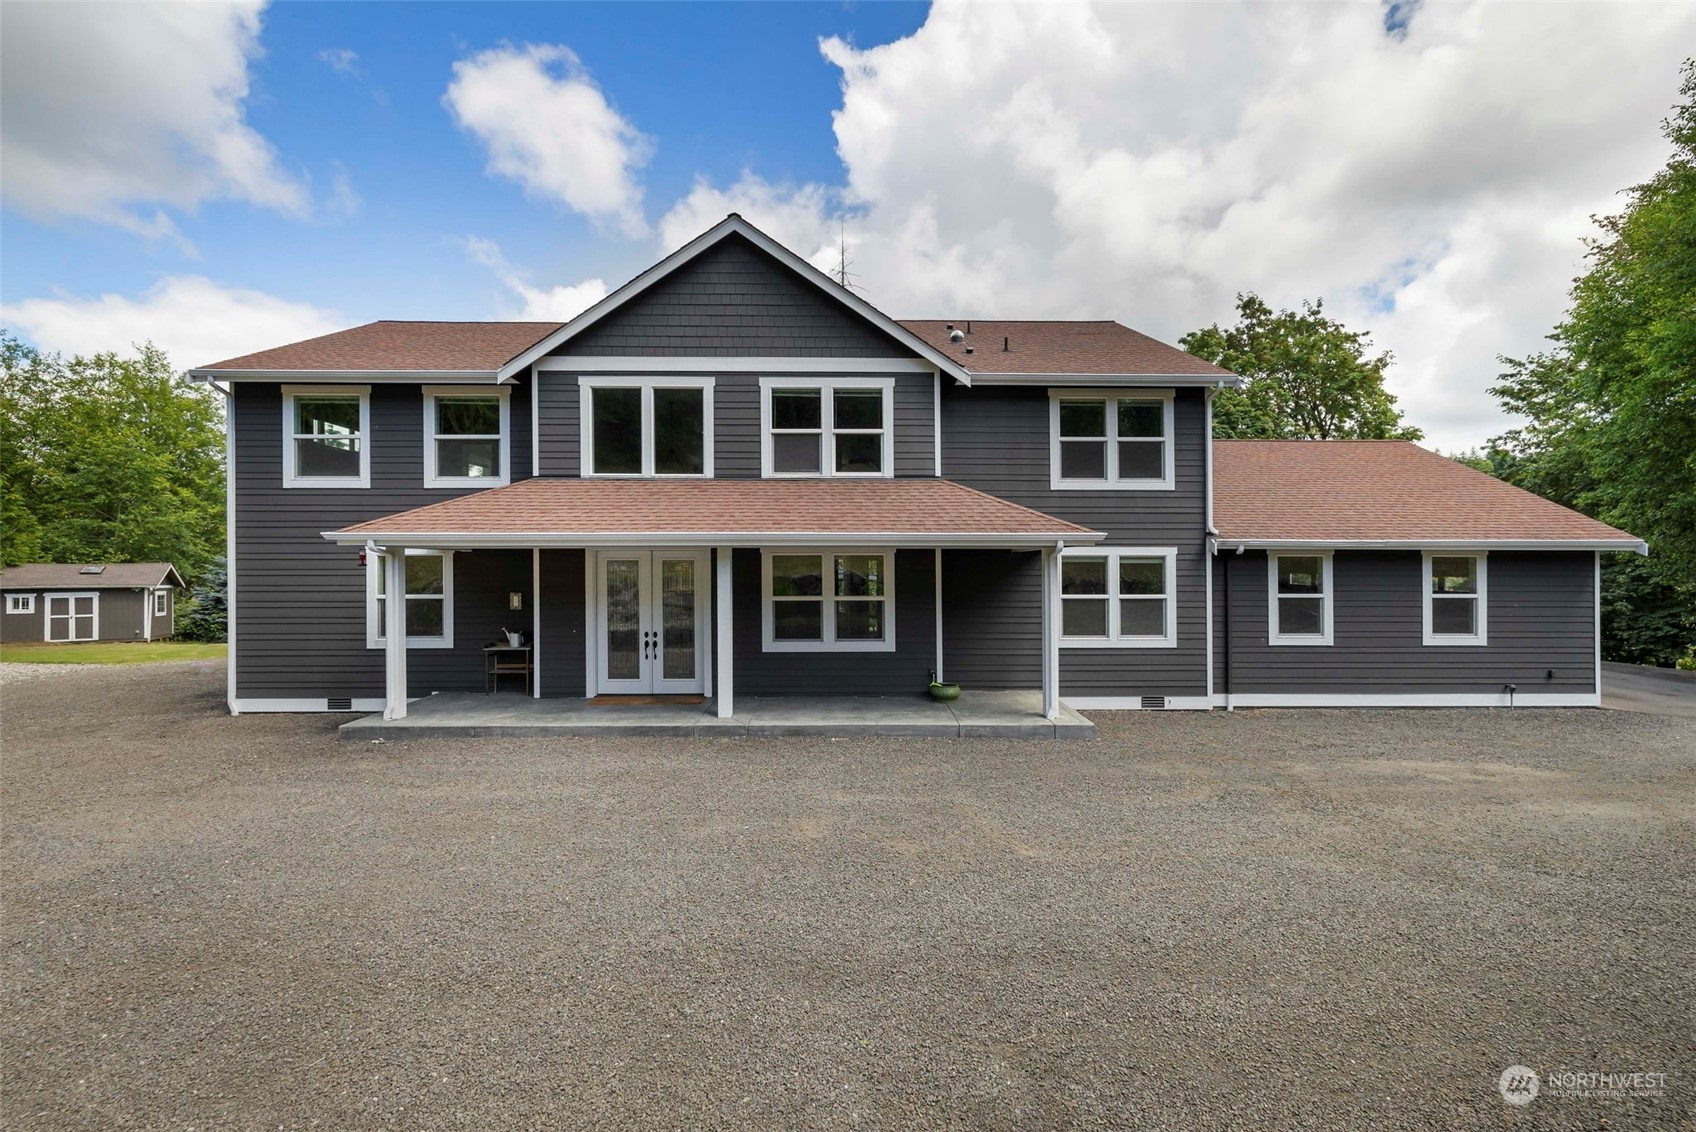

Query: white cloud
[[462, 238, 608, 322], [0, 1, 307, 238], [318, 48, 361, 76], [445, 44, 651, 237], [2, 277, 344, 371], [657, 1, 1692, 450]]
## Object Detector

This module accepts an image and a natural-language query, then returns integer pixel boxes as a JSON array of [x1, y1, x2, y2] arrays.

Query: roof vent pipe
[[966, 320, 972, 334], [1003, 336, 1010, 352]]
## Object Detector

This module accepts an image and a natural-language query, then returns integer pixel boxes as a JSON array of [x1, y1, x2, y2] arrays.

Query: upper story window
[[6, 594, 34, 614], [1268, 552, 1333, 645], [1059, 547, 1177, 648], [283, 385, 370, 488], [760, 377, 894, 478], [424, 387, 510, 488], [581, 377, 712, 477], [1048, 388, 1174, 490], [1424, 553, 1487, 646], [367, 549, 454, 649]]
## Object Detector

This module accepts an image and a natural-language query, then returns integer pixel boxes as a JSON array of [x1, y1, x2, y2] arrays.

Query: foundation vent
[[1140, 695, 1167, 710], [326, 697, 354, 712]]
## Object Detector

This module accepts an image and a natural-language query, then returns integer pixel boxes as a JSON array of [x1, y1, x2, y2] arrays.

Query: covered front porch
[[339, 688, 1093, 740]]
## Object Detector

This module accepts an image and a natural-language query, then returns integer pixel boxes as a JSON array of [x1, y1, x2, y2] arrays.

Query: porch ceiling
[[323, 478, 1101, 549]]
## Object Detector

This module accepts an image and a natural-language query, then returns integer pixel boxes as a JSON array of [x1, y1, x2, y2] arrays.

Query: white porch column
[[383, 548, 408, 720], [715, 547, 734, 718], [1041, 544, 1060, 720]]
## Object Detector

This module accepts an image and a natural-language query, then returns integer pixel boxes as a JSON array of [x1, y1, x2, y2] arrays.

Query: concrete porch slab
[[338, 690, 1093, 741]]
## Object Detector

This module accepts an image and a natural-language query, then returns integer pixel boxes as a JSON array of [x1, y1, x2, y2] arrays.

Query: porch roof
[[324, 478, 1100, 549]]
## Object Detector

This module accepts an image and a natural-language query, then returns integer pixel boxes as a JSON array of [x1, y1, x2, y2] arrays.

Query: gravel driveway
[[4, 664, 1692, 1130]]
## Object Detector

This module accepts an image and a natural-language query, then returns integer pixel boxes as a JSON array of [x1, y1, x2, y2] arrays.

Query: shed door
[[46, 593, 98, 642]]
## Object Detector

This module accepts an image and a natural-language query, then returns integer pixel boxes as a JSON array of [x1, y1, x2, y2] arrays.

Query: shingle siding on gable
[[561, 235, 914, 358], [1213, 549, 1597, 695]]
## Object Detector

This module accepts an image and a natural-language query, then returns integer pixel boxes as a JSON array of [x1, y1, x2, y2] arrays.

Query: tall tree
[[1181, 293, 1423, 440], [0, 333, 225, 575], [1488, 59, 1696, 666]]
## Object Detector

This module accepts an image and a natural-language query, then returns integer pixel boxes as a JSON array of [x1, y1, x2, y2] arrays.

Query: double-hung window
[[1059, 547, 1178, 647], [367, 549, 454, 649], [154, 591, 168, 617], [424, 387, 509, 487], [283, 386, 370, 488], [1424, 553, 1487, 645], [762, 550, 895, 652], [581, 378, 712, 477], [1268, 553, 1333, 645], [6, 594, 34, 614], [1049, 389, 1174, 489], [760, 378, 894, 477]]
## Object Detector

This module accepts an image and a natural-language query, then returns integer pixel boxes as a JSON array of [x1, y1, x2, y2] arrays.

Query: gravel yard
[[3, 663, 1692, 1130]]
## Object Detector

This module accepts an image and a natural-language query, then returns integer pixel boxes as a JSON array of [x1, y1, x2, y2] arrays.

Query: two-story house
[[190, 215, 1644, 726]]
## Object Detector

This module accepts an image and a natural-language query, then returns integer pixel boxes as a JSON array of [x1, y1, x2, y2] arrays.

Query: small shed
[[0, 563, 187, 644]]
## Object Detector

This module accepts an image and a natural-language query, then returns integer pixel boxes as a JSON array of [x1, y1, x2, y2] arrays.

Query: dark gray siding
[[148, 588, 174, 639], [1218, 549, 1597, 695], [940, 384, 1210, 698], [1, 595, 43, 643], [538, 549, 587, 697], [728, 548, 936, 697], [538, 370, 936, 478], [232, 379, 533, 700], [941, 550, 1042, 690], [565, 235, 912, 358]]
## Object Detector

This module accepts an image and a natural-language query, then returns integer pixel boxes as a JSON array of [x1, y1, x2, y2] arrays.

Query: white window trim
[[366, 549, 455, 649], [423, 385, 511, 488], [760, 548, 897, 653], [1423, 551, 1489, 646], [1268, 551, 1334, 646], [282, 385, 371, 488], [153, 590, 169, 616], [579, 376, 714, 478], [1048, 388, 1175, 491], [6, 593, 34, 614], [758, 376, 896, 479], [1058, 546, 1178, 648]]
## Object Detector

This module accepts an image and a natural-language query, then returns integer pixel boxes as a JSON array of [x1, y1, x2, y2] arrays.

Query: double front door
[[46, 593, 97, 642], [595, 550, 709, 694]]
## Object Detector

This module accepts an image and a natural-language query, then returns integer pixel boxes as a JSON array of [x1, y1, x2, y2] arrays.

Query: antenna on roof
[[833, 219, 862, 293]]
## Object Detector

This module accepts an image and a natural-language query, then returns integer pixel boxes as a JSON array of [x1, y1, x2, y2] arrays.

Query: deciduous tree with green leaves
[[0, 333, 225, 577], [1180, 293, 1423, 440]]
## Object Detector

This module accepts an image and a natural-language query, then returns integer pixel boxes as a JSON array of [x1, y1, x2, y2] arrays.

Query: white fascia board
[[496, 216, 974, 385], [189, 369, 500, 383], [535, 356, 937, 374], [1214, 537, 1649, 554], [322, 530, 1100, 550], [967, 372, 1244, 388]]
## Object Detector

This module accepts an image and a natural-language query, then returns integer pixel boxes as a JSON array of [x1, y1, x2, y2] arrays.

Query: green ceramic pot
[[929, 681, 961, 702]]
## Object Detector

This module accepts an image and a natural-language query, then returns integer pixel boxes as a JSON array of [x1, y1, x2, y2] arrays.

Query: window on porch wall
[[763, 550, 895, 652], [368, 550, 454, 649]]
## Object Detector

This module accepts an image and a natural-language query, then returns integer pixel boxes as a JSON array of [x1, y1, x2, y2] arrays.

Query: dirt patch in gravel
[[4, 664, 1693, 1130]]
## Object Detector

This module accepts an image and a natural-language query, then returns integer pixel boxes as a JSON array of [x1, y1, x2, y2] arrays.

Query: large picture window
[[367, 549, 454, 649], [1059, 547, 1177, 647], [581, 378, 712, 477], [283, 386, 369, 488], [1424, 553, 1487, 645], [1048, 389, 1174, 490], [760, 378, 894, 477], [424, 387, 509, 487], [761, 549, 895, 652], [1268, 552, 1333, 645]]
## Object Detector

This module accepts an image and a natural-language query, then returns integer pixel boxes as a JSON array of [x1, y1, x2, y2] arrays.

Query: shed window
[[154, 591, 168, 616], [6, 594, 34, 614]]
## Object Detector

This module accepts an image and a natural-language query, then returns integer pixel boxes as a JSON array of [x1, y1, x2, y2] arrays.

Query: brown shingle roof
[[193, 321, 563, 374], [0, 563, 184, 589], [1214, 441, 1644, 546], [332, 479, 1096, 544], [900, 320, 1232, 378]]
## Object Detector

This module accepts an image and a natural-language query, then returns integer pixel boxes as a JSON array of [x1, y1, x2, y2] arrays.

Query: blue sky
[[2, 1, 1691, 450]]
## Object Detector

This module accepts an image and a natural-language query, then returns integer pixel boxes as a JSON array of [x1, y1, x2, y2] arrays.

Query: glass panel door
[[656, 556, 698, 689], [595, 551, 707, 695], [598, 554, 650, 693]]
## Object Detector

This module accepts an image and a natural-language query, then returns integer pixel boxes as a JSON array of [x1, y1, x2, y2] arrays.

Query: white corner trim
[[1210, 692, 1601, 708], [1047, 388, 1176, 491], [1267, 550, 1334, 646], [422, 385, 511, 489], [281, 384, 371, 489], [578, 376, 715, 479], [1422, 551, 1489, 646], [758, 376, 896, 479], [226, 384, 237, 714], [1064, 696, 1212, 711], [760, 547, 897, 653], [1593, 551, 1602, 697], [933, 371, 942, 477]]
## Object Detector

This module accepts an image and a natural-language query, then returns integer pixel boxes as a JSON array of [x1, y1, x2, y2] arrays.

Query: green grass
[[0, 641, 227, 665]]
